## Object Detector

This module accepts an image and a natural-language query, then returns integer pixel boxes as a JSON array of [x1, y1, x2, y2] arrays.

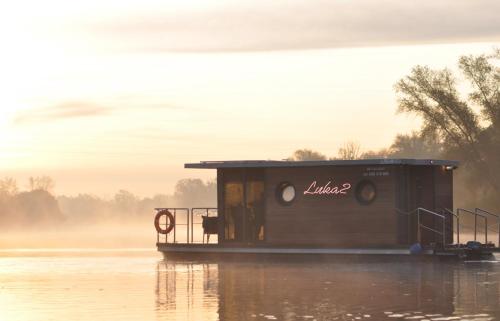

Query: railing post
[[475, 208, 500, 246], [457, 214, 460, 245], [187, 208, 190, 244], [485, 219, 488, 244], [443, 215, 446, 248], [206, 208, 210, 244], [474, 214, 477, 241], [191, 209, 194, 244], [407, 209, 411, 245], [417, 209, 421, 244]]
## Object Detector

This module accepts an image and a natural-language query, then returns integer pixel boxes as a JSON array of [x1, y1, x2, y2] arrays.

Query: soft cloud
[[89, 0, 500, 52], [14, 102, 183, 123], [14, 102, 109, 123]]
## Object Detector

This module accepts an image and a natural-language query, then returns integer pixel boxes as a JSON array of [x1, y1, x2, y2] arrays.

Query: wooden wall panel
[[264, 165, 398, 247], [408, 166, 435, 244], [434, 166, 453, 211], [406, 166, 454, 245], [434, 166, 454, 244], [394, 165, 412, 244]]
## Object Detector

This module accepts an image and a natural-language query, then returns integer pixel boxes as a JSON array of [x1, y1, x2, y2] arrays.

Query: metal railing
[[443, 208, 460, 245], [395, 207, 447, 246], [155, 207, 218, 244], [416, 208, 446, 246], [475, 208, 500, 246], [457, 208, 488, 244]]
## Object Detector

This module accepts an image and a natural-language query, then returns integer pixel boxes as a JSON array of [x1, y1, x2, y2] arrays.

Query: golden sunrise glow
[[1, 4, 500, 321], [1, 0, 499, 196]]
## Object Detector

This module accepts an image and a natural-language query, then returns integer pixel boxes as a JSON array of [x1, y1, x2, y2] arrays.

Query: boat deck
[[158, 243, 422, 255], [157, 243, 499, 260], [154, 207, 500, 261]]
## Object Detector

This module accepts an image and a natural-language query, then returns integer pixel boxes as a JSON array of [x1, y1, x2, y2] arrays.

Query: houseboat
[[154, 159, 500, 260]]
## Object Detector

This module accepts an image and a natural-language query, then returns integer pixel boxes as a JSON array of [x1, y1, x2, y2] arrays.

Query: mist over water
[[0, 250, 498, 321], [0, 177, 215, 249]]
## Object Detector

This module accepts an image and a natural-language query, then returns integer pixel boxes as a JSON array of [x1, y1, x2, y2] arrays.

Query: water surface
[[0, 250, 498, 321]]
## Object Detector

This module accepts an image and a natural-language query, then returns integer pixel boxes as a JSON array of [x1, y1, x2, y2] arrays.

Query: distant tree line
[[0, 177, 216, 229]]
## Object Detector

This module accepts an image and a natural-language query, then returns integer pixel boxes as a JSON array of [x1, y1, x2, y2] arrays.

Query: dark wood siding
[[264, 165, 398, 247], [434, 166, 453, 211], [405, 165, 454, 245], [394, 165, 412, 244], [216, 164, 455, 248], [409, 166, 435, 244], [434, 166, 454, 244], [217, 169, 225, 240]]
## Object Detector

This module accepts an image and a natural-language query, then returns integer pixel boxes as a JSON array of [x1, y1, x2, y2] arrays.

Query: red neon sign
[[303, 181, 351, 196]]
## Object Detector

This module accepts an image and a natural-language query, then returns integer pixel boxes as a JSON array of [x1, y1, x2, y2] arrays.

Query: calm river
[[0, 250, 498, 321]]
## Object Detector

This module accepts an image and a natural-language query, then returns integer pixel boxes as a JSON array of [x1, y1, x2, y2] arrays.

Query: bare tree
[[28, 176, 55, 193], [0, 177, 19, 196], [337, 141, 361, 160]]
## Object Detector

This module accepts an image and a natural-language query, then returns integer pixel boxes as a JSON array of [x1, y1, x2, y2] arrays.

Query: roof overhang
[[185, 159, 459, 169]]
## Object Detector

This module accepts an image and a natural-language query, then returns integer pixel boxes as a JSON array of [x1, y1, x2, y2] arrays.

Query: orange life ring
[[154, 209, 175, 234]]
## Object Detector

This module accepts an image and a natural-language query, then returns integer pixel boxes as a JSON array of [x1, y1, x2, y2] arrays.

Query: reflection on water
[[156, 262, 219, 321], [0, 250, 498, 321], [157, 257, 500, 321]]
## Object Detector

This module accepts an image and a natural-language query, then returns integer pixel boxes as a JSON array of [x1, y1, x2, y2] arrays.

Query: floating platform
[[157, 243, 499, 261]]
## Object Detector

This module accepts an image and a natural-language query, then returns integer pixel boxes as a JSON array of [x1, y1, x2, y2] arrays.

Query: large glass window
[[246, 179, 265, 241], [224, 181, 244, 241], [223, 169, 265, 242]]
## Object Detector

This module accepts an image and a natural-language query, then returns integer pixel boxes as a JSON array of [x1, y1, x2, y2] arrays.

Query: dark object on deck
[[202, 216, 218, 234], [409, 243, 422, 255], [202, 216, 218, 243], [466, 241, 482, 250]]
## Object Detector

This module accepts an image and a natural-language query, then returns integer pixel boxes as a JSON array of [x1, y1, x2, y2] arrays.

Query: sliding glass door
[[223, 169, 265, 243]]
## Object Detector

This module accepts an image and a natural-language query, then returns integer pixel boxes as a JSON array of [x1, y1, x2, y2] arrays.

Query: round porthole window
[[276, 182, 296, 205], [355, 180, 377, 205]]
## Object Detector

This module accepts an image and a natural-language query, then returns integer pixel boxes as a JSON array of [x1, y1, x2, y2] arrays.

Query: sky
[[0, 0, 499, 197]]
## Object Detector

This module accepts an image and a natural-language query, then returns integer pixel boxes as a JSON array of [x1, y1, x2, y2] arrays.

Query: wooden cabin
[[184, 159, 457, 248]]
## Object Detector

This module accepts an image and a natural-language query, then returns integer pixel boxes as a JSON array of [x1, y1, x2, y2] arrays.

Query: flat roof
[[185, 159, 459, 169]]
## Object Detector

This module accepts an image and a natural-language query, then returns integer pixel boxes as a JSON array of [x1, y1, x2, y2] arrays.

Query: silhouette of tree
[[288, 149, 327, 161], [15, 190, 64, 225], [390, 132, 442, 158], [395, 49, 499, 192], [361, 149, 391, 159]]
